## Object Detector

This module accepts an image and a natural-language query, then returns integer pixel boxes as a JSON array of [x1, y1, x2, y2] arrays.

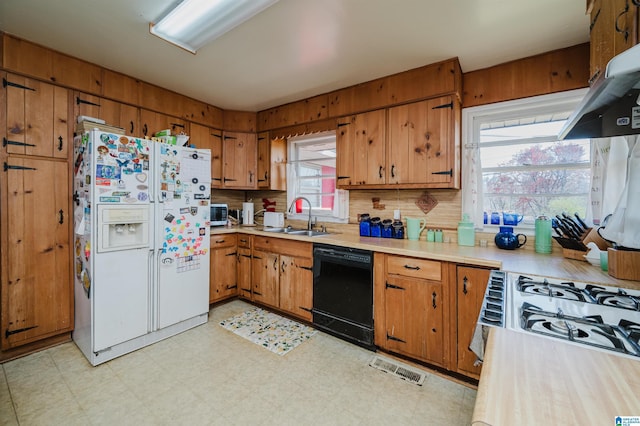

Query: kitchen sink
[[262, 227, 330, 237]]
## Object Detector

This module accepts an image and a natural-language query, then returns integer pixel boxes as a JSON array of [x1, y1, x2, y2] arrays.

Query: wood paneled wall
[[462, 43, 590, 107]]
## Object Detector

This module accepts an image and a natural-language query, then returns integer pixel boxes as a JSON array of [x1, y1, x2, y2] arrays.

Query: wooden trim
[[0, 332, 71, 363]]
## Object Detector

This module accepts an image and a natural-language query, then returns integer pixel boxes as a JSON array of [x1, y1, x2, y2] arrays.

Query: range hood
[[560, 43, 640, 140]]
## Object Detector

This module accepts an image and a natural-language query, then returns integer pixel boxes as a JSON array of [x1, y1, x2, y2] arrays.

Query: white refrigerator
[[73, 129, 211, 366]]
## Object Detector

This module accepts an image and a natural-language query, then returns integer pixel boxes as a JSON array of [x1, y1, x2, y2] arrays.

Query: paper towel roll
[[242, 202, 254, 225]]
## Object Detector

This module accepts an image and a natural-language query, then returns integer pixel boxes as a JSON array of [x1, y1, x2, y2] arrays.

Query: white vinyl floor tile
[[1, 299, 476, 425]]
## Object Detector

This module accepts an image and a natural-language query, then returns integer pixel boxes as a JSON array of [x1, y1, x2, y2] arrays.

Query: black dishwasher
[[312, 243, 374, 350]]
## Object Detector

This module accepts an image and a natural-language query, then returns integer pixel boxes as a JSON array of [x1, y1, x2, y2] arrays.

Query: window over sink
[[462, 89, 590, 230], [287, 131, 348, 223]]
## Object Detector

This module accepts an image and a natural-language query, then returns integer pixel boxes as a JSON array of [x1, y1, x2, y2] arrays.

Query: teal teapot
[[494, 226, 527, 250]]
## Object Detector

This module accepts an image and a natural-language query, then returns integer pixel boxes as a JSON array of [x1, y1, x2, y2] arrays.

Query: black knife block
[[558, 228, 608, 261]]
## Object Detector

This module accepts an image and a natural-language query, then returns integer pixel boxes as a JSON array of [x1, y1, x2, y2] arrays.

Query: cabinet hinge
[[3, 78, 35, 91], [300, 306, 312, 313], [4, 162, 37, 172], [432, 102, 453, 110], [224, 135, 237, 140], [223, 177, 237, 182], [298, 265, 313, 271], [4, 138, 36, 148], [590, 8, 601, 32], [226, 284, 238, 290], [171, 123, 185, 129], [385, 282, 405, 290], [386, 333, 406, 343], [225, 251, 238, 257], [431, 169, 453, 176], [5, 325, 38, 338], [76, 97, 100, 107], [337, 122, 351, 127]]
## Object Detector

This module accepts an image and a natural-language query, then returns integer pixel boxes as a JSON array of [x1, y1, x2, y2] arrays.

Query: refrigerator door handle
[[148, 249, 154, 333]]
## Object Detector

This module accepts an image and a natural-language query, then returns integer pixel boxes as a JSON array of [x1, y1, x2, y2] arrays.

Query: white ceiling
[[0, 0, 589, 112]]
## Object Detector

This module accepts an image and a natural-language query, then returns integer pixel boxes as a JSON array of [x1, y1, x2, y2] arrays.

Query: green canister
[[534, 215, 552, 254]]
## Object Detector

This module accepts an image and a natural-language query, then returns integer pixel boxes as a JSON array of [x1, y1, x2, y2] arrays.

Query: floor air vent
[[369, 356, 427, 386]]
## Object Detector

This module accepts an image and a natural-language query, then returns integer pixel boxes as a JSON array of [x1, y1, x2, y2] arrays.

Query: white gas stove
[[478, 271, 640, 359]]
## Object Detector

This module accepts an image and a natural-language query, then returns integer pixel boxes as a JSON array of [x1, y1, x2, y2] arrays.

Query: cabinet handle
[[378, 166, 383, 178], [143, 124, 148, 136], [57, 136, 64, 151], [463, 276, 468, 295], [615, 3, 630, 42], [273, 257, 278, 271], [240, 239, 248, 243], [249, 171, 254, 183], [4, 138, 36, 148], [130, 121, 134, 134], [58, 209, 64, 224], [432, 292, 437, 309], [403, 265, 420, 270], [391, 164, 396, 178], [3, 78, 35, 91], [215, 239, 226, 244], [281, 260, 286, 273], [4, 162, 37, 171], [257, 171, 269, 183], [386, 333, 406, 344], [385, 282, 405, 290]]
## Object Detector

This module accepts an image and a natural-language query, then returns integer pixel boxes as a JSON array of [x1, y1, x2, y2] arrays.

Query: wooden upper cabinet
[[190, 123, 223, 186], [336, 109, 386, 187], [589, 0, 639, 84], [222, 131, 257, 189], [102, 69, 140, 105], [257, 132, 287, 190], [52, 54, 102, 94], [387, 96, 459, 188], [140, 109, 188, 138], [5, 74, 70, 159], [3, 35, 54, 82], [75, 93, 139, 136]]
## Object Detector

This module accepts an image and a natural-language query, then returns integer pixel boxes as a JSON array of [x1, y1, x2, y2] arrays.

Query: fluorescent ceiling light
[[150, 0, 279, 54]]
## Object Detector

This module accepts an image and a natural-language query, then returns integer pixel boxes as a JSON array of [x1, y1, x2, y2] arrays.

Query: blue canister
[[359, 213, 371, 237], [392, 220, 404, 239], [381, 219, 393, 238], [370, 217, 382, 237]]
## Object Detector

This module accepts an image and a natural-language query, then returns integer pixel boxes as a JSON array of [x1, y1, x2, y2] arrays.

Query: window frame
[[461, 88, 589, 233], [287, 131, 347, 224]]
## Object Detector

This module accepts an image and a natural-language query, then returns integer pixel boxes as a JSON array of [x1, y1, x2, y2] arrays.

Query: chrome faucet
[[288, 196, 313, 231]]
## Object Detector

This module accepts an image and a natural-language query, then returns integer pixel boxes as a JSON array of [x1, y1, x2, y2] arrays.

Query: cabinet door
[[279, 255, 313, 321], [456, 266, 491, 378], [222, 131, 257, 189], [237, 247, 252, 300], [191, 123, 223, 186], [388, 98, 454, 186], [140, 109, 188, 138], [252, 250, 279, 307], [5, 74, 69, 159], [101, 99, 139, 136], [210, 245, 238, 303], [257, 131, 270, 188], [2, 158, 71, 349], [384, 277, 444, 366], [336, 110, 386, 187]]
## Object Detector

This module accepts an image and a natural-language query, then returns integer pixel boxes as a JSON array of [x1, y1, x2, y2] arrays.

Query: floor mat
[[219, 307, 317, 355]]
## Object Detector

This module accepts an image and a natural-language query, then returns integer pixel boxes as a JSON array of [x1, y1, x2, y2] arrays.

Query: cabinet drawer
[[237, 235, 252, 248], [210, 234, 237, 249], [386, 255, 441, 281], [253, 236, 312, 258]]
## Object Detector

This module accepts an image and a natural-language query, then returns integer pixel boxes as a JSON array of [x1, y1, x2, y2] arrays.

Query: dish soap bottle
[[457, 213, 475, 246]]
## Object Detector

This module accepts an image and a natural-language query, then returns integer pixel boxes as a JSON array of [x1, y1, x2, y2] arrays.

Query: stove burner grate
[[517, 276, 592, 302], [585, 285, 640, 311]]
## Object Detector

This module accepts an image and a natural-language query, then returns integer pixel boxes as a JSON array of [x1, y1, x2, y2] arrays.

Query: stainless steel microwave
[[210, 203, 228, 226]]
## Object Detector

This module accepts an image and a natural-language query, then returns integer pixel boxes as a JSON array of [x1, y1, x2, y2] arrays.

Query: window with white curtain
[[286, 131, 349, 223], [462, 89, 590, 229]]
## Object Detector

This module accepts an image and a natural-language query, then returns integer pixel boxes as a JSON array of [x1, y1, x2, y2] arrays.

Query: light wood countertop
[[211, 226, 640, 291], [472, 328, 640, 425]]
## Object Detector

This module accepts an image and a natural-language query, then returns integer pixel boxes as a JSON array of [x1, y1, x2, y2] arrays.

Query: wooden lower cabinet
[[251, 236, 313, 321], [209, 235, 238, 303], [279, 255, 313, 321], [374, 253, 449, 368], [252, 249, 280, 308], [453, 265, 492, 379]]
